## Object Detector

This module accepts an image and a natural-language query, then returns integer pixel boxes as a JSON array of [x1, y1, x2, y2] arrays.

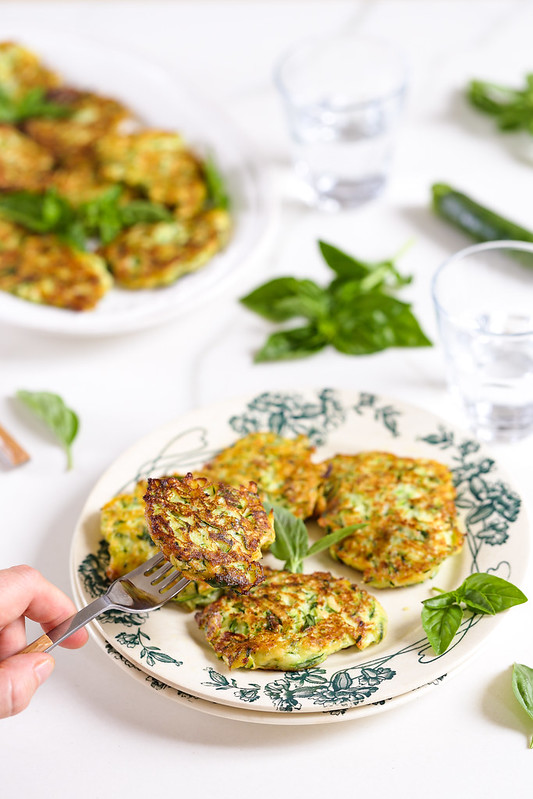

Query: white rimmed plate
[[71, 388, 529, 717], [0, 28, 273, 336]]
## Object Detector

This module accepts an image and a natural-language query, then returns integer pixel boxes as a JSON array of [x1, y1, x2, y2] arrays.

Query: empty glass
[[274, 32, 407, 211], [432, 240, 533, 443]]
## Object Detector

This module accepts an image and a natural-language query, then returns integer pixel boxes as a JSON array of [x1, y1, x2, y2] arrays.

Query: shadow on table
[[480, 667, 531, 745]]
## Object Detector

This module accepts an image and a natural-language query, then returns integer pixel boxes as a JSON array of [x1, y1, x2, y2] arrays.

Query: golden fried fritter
[[24, 88, 130, 165], [202, 432, 324, 520], [0, 41, 60, 98], [41, 163, 117, 206], [317, 451, 464, 588], [0, 218, 27, 251], [100, 208, 230, 289], [0, 125, 54, 190], [144, 474, 274, 592], [0, 234, 112, 310], [96, 130, 207, 216], [195, 567, 387, 670], [100, 479, 222, 611]]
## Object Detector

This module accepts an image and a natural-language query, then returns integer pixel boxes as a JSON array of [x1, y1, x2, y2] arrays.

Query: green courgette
[[431, 183, 533, 266]]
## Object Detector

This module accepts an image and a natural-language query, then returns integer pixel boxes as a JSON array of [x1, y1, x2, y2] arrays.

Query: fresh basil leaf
[[0, 188, 81, 243], [318, 240, 370, 279], [421, 602, 463, 656], [203, 154, 230, 210], [0, 86, 71, 124], [459, 573, 528, 615], [254, 325, 327, 362], [512, 663, 533, 721], [119, 200, 172, 227], [266, 502, 309, 573], [307, 524, 366, 557], [331, 292, 432, 355], [421, 591, 461, 610], [241, 277, 327, 322], [16, 390, 79, 470]]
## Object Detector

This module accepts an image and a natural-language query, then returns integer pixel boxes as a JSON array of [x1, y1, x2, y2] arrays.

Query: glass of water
[[432, 240, 533, 443], [274, 32, 407, 210]]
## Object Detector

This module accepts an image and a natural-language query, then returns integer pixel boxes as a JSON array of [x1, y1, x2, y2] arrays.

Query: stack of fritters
[[317, 451, 464, 588], [0, 41, 231, 311], [101, 478, 224, 610], [97, 433, 464, 671]]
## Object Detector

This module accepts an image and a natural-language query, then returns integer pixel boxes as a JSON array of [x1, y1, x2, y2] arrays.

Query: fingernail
[[34, 656, 55, 685]]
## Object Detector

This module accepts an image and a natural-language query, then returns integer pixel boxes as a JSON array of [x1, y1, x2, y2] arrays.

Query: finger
[[0, 618, 26, 660], [0, 566, 87, 648], [0, 653, 54, 718]]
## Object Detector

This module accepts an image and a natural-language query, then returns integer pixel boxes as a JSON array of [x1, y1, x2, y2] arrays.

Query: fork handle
[[20, 634, 53, 654], [17, 594, 112, 655]]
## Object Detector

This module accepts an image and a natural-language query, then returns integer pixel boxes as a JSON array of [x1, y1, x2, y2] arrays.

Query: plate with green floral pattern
[[71, 388, 529, 717]]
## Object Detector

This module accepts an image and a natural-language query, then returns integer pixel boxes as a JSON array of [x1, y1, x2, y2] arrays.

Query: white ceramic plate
[[71, 388, 529, 718], [0, 28, 273, 336]]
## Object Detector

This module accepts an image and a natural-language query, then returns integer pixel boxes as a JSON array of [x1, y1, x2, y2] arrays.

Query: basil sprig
[[512, 663, 533, 748], [266, 502, 364, 573], [0, 187, 172, 249], [467, 74, 533, 133], [16, 390, 79, 470], [422, 573, 527, 656], [240, 240, 431, 362], [0, 86, 72, 124]]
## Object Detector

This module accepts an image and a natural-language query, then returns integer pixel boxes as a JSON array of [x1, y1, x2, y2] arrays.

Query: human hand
[[0, 565, 88, 718]]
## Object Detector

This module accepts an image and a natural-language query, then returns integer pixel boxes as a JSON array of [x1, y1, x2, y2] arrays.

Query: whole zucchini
[[431, 183, 533, 266]]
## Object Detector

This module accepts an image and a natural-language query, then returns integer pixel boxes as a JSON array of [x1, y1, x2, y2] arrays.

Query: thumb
[[0, 653, 55, 718]]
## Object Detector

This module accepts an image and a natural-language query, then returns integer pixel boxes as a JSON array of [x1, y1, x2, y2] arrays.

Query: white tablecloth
[[1, 2, 533, 795]]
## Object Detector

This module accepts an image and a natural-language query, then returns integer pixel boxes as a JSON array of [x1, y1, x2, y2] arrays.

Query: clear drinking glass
[[432, 240, 533, 443], [274, 33, 407, 210]]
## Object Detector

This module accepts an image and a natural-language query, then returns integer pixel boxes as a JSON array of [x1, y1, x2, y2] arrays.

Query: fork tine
[[158, 571, 186, 592], [150, 563, 174, 584]]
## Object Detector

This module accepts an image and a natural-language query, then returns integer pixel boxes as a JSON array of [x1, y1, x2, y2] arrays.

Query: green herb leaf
[[78, 186, 172, 245], [331, 292, 432, 355], [254, 325, 327, 362], [266, 503, 309, 573], [467, 75, 533, 133], [16, 390, 79, 469], [318, 240, 370, 279], [421, 601, 463, 656], [0, 189, 85, 249], [421, 573, 528, 655], [240, 277, 328, 322], [241, 239, 430, 363], [203, 154, 230, 210], [0, 86, 72, 124], [459, 573, 528, 615], [512, 663, 533, 748], [307, 524, 365, 557]]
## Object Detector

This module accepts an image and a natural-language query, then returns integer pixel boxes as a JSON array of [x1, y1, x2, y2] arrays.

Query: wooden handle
[[0, 424, 30, 467], [20, 634, 53, 654]]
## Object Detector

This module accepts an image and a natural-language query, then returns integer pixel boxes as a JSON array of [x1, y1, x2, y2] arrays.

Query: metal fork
[[20, 554, 190, 654]]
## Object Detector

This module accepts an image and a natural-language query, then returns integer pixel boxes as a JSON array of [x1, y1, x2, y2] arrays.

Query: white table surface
[[1, 1, 533, 795]]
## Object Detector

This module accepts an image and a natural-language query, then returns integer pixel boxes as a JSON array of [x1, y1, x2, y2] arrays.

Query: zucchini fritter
[[202, 432, 323, 520], [144, 474, 274, 592], [317, 451, 464, 588], [0, 234, 112, 310], [0, 125, 54, 190], [96, 130, 207, 216], [0, 41, 60, 98], [24, 88, 130, 165], [100, 479, 222, 611], [0, 218, 26, 251], [100, 208, 230, 289], [42, 163, 117, 206], [195, 567, 387, 670]]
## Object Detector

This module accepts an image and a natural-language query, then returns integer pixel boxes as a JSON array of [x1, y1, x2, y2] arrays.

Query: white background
[[1, 1, 533, 796]]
